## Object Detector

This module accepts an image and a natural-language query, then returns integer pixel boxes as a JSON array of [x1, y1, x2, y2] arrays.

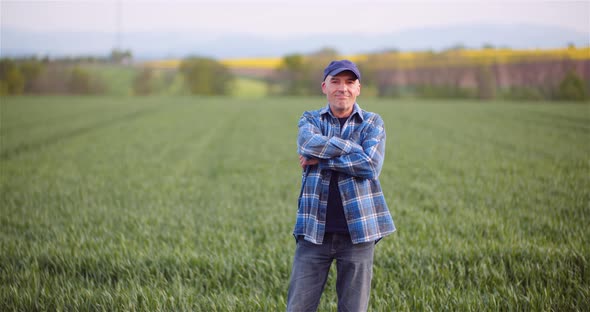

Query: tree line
[[269, 47, 589, 101], [0, 51, 233, 97], [1, 47, 588, 101]]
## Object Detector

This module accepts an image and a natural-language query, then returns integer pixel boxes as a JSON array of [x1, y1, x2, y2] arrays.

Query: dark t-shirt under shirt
[[325, 117, 350, 234]]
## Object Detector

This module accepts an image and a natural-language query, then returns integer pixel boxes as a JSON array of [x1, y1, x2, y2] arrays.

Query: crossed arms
[[297, 112, 386, 180]]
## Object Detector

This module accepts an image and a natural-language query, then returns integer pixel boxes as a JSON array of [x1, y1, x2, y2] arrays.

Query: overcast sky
[[2, 0, 589, 36]]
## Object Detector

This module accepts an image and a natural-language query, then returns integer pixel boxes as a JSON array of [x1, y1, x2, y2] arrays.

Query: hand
[[299, 155, 319, 169]]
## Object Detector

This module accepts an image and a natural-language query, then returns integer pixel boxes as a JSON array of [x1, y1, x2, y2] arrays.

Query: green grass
[[87, 65, 138, 96], [230, 77, 268, 98], [1, 96, 589, 311]]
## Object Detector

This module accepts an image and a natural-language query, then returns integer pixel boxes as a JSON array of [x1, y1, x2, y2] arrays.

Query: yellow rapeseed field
[[143, 47, 589, 70]]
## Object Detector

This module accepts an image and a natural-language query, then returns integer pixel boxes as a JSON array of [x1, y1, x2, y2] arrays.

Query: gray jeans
[[287, 233, 375, 312]]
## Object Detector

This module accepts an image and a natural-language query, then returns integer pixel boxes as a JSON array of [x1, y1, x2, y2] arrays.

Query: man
[[287, 60, 396, 312]]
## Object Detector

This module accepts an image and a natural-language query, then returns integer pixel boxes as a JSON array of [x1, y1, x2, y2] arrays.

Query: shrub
[[179, 57, 233, 95], [556, 70, 588, 101], [133, 67, 156, 96], [68, 66, 106, 94], [0, 59, 25, 95]]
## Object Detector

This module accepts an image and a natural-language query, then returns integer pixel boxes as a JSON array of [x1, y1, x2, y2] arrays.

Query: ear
[[321, 81, 327, 95]]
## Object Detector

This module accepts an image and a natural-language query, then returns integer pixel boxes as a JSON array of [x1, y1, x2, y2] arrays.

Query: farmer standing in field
[[287, 60, 396, 311]]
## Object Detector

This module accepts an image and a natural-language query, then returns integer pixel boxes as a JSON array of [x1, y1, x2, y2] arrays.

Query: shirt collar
[[320, 103, 364, 121]]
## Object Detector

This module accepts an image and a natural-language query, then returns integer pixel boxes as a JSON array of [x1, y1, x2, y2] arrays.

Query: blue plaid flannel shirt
[[294, 103, 396, 244]]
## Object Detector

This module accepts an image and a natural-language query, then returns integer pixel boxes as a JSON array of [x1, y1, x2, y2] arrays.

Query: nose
[[337, 82, 347, 92]]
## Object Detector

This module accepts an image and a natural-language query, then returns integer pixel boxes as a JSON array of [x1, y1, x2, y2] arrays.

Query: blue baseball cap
[[323, 60, 361, 82]]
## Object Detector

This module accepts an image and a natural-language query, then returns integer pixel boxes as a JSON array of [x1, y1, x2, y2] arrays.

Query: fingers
[[299, 155, 318, 169]]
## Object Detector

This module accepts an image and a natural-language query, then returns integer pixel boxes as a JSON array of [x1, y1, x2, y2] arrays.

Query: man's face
[[322, 71, 361, 117]]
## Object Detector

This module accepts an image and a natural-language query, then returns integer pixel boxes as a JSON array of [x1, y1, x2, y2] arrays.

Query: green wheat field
[[1, 96, 589, 311]]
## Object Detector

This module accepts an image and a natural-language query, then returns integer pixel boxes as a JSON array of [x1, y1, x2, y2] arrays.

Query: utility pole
[[116, 0, 122, 50]]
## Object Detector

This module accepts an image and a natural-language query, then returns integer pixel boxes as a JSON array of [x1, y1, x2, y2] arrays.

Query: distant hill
[[1, 24, 588, 60]]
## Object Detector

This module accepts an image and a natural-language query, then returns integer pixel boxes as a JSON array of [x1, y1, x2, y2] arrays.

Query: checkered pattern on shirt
[[293, 103, 396, 244]]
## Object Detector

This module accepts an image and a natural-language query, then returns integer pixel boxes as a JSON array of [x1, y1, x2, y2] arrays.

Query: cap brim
[[327, 68, 359, 80]]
